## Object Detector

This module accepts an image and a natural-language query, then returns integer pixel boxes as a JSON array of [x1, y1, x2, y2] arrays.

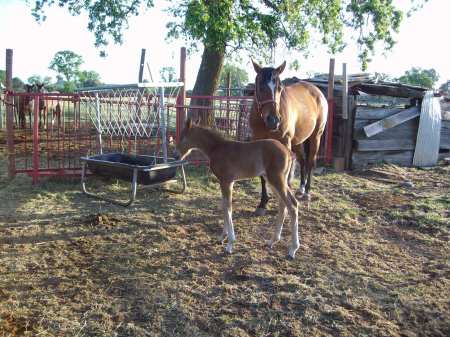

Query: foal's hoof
[[254, 208, 266, 216], [218, 233, 227, 243], [288, 245, 300, 259]]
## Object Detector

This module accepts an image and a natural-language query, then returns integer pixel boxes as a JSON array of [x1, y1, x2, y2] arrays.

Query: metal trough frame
[[81, 154, 187, 207]]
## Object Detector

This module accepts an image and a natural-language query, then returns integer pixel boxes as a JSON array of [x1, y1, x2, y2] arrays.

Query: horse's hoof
[[254, 208, 266, 216], [267, 239, 278, 249], [297, 193, 311, 202], [295, 190, 304, 199], [225, 244, 233, 254]]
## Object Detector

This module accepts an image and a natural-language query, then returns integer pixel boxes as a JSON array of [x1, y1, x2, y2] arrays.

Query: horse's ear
[[251, 58, 262, 74], [275, 61, 286, 75]]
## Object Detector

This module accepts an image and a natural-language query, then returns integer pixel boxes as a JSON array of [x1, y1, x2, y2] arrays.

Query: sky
[[0, 0, 448, 89]]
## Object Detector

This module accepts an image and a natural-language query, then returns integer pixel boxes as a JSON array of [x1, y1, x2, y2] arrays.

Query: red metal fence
[[1, 91, 332, 183]]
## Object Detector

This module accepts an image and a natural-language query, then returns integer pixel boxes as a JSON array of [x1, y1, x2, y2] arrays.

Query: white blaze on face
[[267, 76, 276, 100]]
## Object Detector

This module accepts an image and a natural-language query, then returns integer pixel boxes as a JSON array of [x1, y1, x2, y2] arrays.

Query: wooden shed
[[301, 77, 449, 169]]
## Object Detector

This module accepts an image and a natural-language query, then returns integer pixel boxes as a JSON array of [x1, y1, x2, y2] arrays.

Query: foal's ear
[[274, 61, 286, 75], [251, 58, 262, 74]]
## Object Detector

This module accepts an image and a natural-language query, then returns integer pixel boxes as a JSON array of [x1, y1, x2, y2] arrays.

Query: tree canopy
[[397, 67, 439, 89], [218, 63, 249, 93], [1, 70, 26, 91], [160, 66, 176, 82], [77, 70, 102, 88], [48, 51, 102, 91], [49, 50, 83, 82], [32, 0, 429, 111]]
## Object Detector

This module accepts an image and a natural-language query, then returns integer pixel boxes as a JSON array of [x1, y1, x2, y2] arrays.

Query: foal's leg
[[268, 193, 287, 249], [255, 176, 270, 216], [286, 188, 300, 258], [220, 181, 235, 254], [268, 174, 300, 258]]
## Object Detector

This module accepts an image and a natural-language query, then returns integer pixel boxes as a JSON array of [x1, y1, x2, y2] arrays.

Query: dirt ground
[[0, 156, 449, 336]]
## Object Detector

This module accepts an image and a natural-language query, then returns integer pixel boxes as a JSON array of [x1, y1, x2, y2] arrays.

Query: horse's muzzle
[[265, 115, 280, 131]]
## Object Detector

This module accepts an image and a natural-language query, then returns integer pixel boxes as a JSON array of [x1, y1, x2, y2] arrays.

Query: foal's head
[[176, 118, 199, 160], [252, 59, 286, 131]]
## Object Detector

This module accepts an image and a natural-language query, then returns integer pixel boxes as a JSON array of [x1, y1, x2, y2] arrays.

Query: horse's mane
[[194, 125, 227, 142]]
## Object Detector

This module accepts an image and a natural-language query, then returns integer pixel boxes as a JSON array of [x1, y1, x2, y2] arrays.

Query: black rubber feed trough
[[80, 152, 187, 206]]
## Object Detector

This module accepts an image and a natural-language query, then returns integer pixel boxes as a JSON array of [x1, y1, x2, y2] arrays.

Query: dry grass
[[0, 156, 449, 336]]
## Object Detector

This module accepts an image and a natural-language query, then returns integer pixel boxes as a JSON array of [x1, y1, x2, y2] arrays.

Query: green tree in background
[[49, 50, 83, 82], [1, 70, 25, 91], [160, 67, 176, 82], [32, 0, 429, 122], [397, 67, 439, 89], [77, 70, 102, 88], [219, 63, 249, 94]]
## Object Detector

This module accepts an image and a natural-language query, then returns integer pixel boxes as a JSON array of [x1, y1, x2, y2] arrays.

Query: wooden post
[[176, 47, 187, 142], [344, 97, 355, 170], [5, 49, 15, 179], [341, 63, 354, 170], [138, 49, 146, 82], [325, 58, 335, 165], [226, 71, 231, 135], [342, 63, 348, 120], [32, 95, 40, 184], [327, 59, 335, 100]]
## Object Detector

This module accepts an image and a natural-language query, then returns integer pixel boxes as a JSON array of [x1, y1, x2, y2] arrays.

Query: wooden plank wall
[[351, 96, 450, 169]]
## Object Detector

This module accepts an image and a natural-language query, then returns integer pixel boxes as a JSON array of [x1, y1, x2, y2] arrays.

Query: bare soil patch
[[0, 160, 449, 336]]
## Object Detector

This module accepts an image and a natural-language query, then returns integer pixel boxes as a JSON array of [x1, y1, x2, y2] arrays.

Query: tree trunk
[[189, 45, 225, 126]]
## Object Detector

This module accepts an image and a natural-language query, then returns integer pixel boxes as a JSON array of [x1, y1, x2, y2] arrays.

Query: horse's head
[[24, 84, 34, 93], [176, 118, 199, 160], [35, 83, 46, 93], [252, 59, 286, 131]]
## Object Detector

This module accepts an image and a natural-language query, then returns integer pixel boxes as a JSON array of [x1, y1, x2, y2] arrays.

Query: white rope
[[413, 91, 442, 167]]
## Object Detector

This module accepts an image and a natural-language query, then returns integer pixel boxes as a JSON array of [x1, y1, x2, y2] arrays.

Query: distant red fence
[[1, 92, 332, 183]]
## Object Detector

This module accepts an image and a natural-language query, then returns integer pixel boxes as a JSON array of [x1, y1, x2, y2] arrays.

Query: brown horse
[[177, 119, 300, 258], [34, 83, 49, 128], [14, 84, 34, 129], [250, 60, 328, 215]]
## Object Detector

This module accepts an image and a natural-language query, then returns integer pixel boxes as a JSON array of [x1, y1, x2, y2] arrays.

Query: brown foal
[[177, 119, 300, 258]]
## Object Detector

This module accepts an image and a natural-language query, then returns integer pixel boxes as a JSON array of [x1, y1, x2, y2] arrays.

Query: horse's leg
[[218, 198, 228, 243], [288, 157, 296, 188], [293, 142, 307, 196], [267, 193, 287, 249], [42, 106, 47, 129], [255, 176, 270, 216], [304, 133, 321, 202], [220, 181, 235, 254]]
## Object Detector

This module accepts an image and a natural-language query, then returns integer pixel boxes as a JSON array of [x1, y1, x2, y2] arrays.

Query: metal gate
[[3, 92, 331, 183]]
